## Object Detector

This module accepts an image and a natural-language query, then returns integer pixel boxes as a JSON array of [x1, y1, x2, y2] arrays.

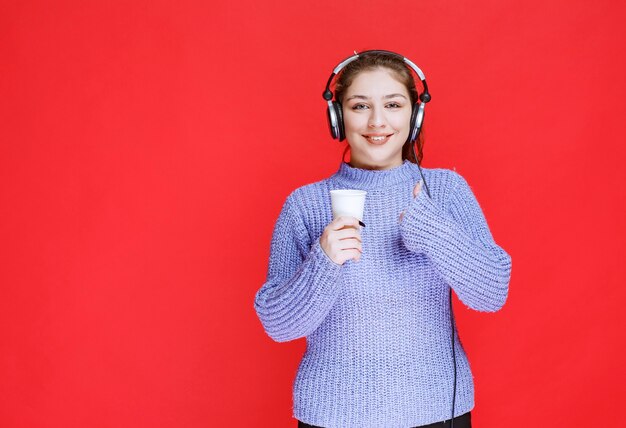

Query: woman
[[254, 50, 512, 428]]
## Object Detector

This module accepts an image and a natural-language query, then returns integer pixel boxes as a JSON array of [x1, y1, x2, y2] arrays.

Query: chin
[[353, 153, 403, 170]]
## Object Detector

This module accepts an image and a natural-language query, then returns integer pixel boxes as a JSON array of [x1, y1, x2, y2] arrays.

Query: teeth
[[369, 136, 386, 141]]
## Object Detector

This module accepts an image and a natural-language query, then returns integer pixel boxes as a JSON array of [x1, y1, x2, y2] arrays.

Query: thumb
[[413, 181, 422, 198]]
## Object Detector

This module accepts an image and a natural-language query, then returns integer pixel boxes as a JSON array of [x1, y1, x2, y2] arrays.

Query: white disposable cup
[[330, 189, 367, 221]]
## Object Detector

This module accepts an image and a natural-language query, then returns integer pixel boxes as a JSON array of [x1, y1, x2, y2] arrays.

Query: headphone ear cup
[[409, 103, 420, 143], [326, 102, 339, 139], [410, 102, 426, 144], [327, 101, 345, 140], [334, 101, 345, 141]]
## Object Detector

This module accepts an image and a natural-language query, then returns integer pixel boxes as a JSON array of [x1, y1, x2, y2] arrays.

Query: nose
[[368, 107, 386, 128]]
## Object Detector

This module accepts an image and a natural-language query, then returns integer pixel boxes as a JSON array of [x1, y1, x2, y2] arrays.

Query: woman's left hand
[[398, 181, 422, 223]]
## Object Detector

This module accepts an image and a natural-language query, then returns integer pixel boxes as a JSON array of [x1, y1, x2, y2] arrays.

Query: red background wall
[[2, 0, 625, 426]]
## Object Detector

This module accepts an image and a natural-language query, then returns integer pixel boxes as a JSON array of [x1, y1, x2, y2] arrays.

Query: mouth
[[363, 133, 394, 145]]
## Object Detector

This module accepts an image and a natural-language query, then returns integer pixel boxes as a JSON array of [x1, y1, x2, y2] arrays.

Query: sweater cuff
[[309, 238, 343, 273], [399, 189, 453, 255]]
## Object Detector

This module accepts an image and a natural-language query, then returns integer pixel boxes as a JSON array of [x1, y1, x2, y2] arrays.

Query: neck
[[347, 156, 404, 171], [332, 159, 420, 190]]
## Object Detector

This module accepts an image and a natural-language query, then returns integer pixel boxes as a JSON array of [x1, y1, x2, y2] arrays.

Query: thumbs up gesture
[[398, 181, 422, 223]]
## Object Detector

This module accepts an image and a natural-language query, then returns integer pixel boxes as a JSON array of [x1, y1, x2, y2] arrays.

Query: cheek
[[392, 112, 412, 132], [343, 113, 363, 132]]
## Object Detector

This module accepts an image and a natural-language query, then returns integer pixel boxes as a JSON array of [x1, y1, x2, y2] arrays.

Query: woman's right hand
[[319, 216, 362, 265]]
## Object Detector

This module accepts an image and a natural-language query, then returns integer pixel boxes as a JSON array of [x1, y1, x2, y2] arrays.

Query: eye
[[351, 103, 369, 111], [386, 102, 402, 109]]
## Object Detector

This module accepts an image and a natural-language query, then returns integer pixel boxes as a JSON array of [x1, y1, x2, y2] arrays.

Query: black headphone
[[322, 50, 431, 145]]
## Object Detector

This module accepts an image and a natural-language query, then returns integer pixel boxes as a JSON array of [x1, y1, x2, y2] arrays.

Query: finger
[[336, 249, 361, 264], [336, 238, 362, 253], [331, 216, 361, 231], [344, 248, 362, 262], [335, 228, 362, 242]]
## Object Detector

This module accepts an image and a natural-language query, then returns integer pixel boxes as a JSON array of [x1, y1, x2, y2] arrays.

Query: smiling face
[[341, 67, 413, 170]]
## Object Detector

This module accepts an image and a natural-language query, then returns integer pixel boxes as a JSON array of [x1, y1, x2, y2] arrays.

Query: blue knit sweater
[[254, 160, 511, 428]]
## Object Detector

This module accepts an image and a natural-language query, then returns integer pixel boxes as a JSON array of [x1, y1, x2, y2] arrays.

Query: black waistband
[[298, 411, 471, 428]]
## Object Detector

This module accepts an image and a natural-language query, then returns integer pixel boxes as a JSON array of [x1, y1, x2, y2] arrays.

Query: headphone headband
[[322, 50, 430, 102]]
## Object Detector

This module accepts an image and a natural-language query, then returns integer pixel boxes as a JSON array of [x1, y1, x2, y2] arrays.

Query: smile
[[364, 134, 393, 145]]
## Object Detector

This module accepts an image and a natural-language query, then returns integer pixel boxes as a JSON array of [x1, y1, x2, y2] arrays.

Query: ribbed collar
[[331, 159, 417, 190]]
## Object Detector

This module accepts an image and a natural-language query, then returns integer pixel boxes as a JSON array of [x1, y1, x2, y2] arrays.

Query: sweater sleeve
[[253, 195, 343, 342], [399, 172, 512, 312]]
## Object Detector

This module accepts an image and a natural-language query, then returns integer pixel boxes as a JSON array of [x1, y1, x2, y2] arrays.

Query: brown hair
[[334, 51, 425, 165]]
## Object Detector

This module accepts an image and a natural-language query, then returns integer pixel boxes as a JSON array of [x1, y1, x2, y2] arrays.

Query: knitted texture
[[254, 160, 512, 428]]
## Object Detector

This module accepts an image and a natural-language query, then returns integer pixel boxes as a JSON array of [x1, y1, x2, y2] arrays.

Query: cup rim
[[330, 189, 367, 196]]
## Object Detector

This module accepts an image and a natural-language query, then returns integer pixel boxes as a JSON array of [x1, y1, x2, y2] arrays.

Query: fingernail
[[359, 220, 366, 228]]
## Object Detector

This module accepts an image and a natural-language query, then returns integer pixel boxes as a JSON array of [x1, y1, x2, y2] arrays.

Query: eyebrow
[[346, 93, 408, 101]]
